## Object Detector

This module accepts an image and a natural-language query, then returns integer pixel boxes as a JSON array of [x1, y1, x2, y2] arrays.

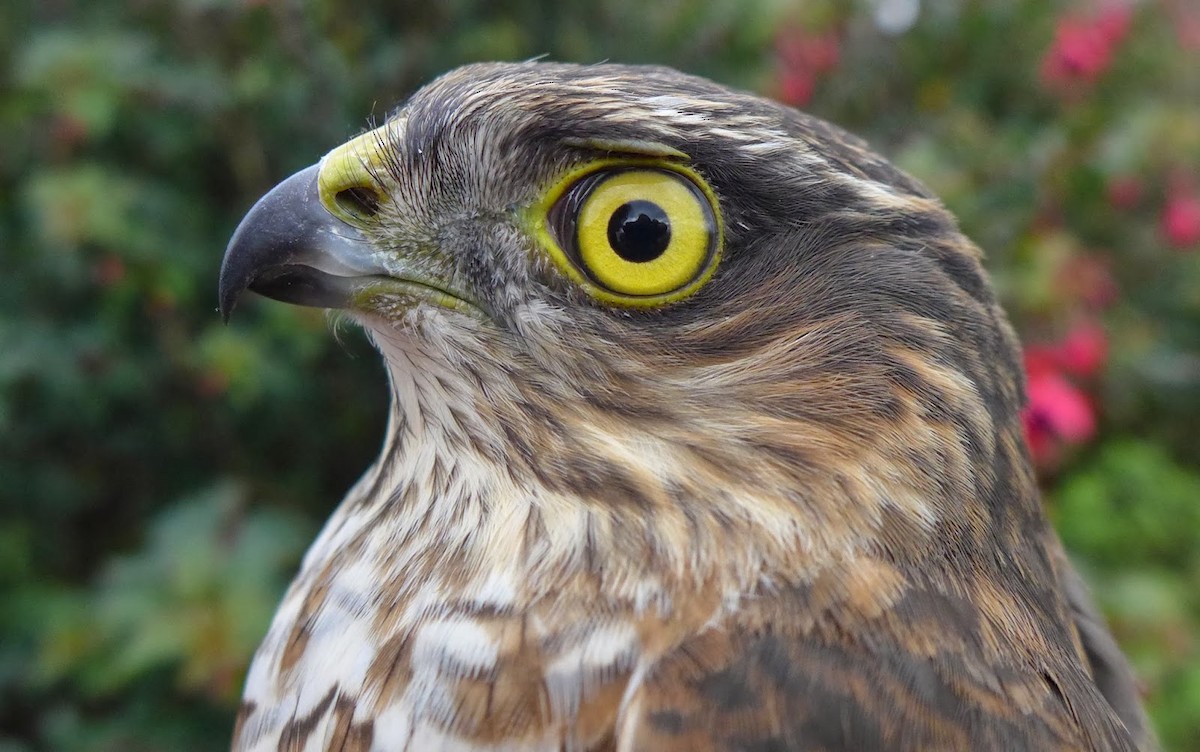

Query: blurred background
[[2, 0, 1198, 749]]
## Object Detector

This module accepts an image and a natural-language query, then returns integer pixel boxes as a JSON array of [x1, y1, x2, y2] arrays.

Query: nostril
[[334, 186, 382, 220], [318, 126, 397, 223]]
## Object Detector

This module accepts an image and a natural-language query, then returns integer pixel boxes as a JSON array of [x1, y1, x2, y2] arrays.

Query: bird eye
[[537, 165, 722, 306]]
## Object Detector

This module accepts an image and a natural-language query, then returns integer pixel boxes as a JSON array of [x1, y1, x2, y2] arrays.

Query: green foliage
[[1054, 440, 1200, 748], [5, 485, 309, 752], [1, 0, 1197, 749], [1057, 440, 1200, 569], [39, 484, 310, 698]]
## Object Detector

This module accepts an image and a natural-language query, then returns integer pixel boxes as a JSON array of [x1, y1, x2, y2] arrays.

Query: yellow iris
[[576, 170, 712, 296], [532, 161, 722, 307]]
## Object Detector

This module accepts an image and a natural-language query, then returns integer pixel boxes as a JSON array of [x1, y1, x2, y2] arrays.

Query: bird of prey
[[218, 62, 1154, 751]]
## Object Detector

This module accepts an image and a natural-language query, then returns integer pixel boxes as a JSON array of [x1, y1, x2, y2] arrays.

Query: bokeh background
[[2, 0, 1199, 749]]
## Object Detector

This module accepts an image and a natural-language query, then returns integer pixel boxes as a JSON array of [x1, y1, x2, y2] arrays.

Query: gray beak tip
[[218, 164, 323, 319]]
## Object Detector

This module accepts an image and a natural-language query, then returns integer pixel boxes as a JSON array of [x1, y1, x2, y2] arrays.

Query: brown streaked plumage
[[218, 62, 1154, 751]]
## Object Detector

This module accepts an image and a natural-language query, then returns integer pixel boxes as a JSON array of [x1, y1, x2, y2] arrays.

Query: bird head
[[220, 62, 1032, 580], [219, 65, 1158, 752]]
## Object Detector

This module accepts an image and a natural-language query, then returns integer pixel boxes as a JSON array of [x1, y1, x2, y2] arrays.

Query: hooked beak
[[219, 124, 480, 321], [217, 164, 385, 320]]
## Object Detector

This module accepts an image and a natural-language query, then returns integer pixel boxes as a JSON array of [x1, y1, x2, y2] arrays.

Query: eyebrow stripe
[[561, 137, 689, 160]]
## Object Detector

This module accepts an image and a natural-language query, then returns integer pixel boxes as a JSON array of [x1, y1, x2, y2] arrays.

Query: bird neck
[[326, 320, 1032, 619]]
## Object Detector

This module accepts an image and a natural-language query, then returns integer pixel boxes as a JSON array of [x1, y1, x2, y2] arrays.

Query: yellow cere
[[317, 123, 399, 226], [530, 159, 723, 307]]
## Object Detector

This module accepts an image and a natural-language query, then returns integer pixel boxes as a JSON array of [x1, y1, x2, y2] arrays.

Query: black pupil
[[607, 200, 671, 263]]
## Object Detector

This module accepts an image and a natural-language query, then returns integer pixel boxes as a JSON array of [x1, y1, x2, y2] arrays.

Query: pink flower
[[1022, 368, 1097, 469], [779, 73, 816, 108], [1162, 187, 1200, 249], [775, 30, 840, 106], [1023, 321, 1109, 379], [1058, 321, 1108, 377], [1095, 5, 1133, 44], [1020, 321, 1108, 469], [1023, 345, 1062, 381], [1040, 6, 1132, 92]]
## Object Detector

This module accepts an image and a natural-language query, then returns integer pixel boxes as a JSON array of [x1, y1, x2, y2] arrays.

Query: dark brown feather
[[625, 575, 1138, 752]]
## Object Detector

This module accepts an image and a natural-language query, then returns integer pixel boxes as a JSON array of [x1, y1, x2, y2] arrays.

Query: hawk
[[218, 62, 1153, 751]]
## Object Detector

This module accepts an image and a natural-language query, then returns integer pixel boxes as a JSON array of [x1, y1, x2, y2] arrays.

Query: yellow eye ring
[[530, 160, 723, 307]]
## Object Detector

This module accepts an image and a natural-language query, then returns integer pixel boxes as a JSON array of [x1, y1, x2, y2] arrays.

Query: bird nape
[[218, 62, 1153, 752]]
